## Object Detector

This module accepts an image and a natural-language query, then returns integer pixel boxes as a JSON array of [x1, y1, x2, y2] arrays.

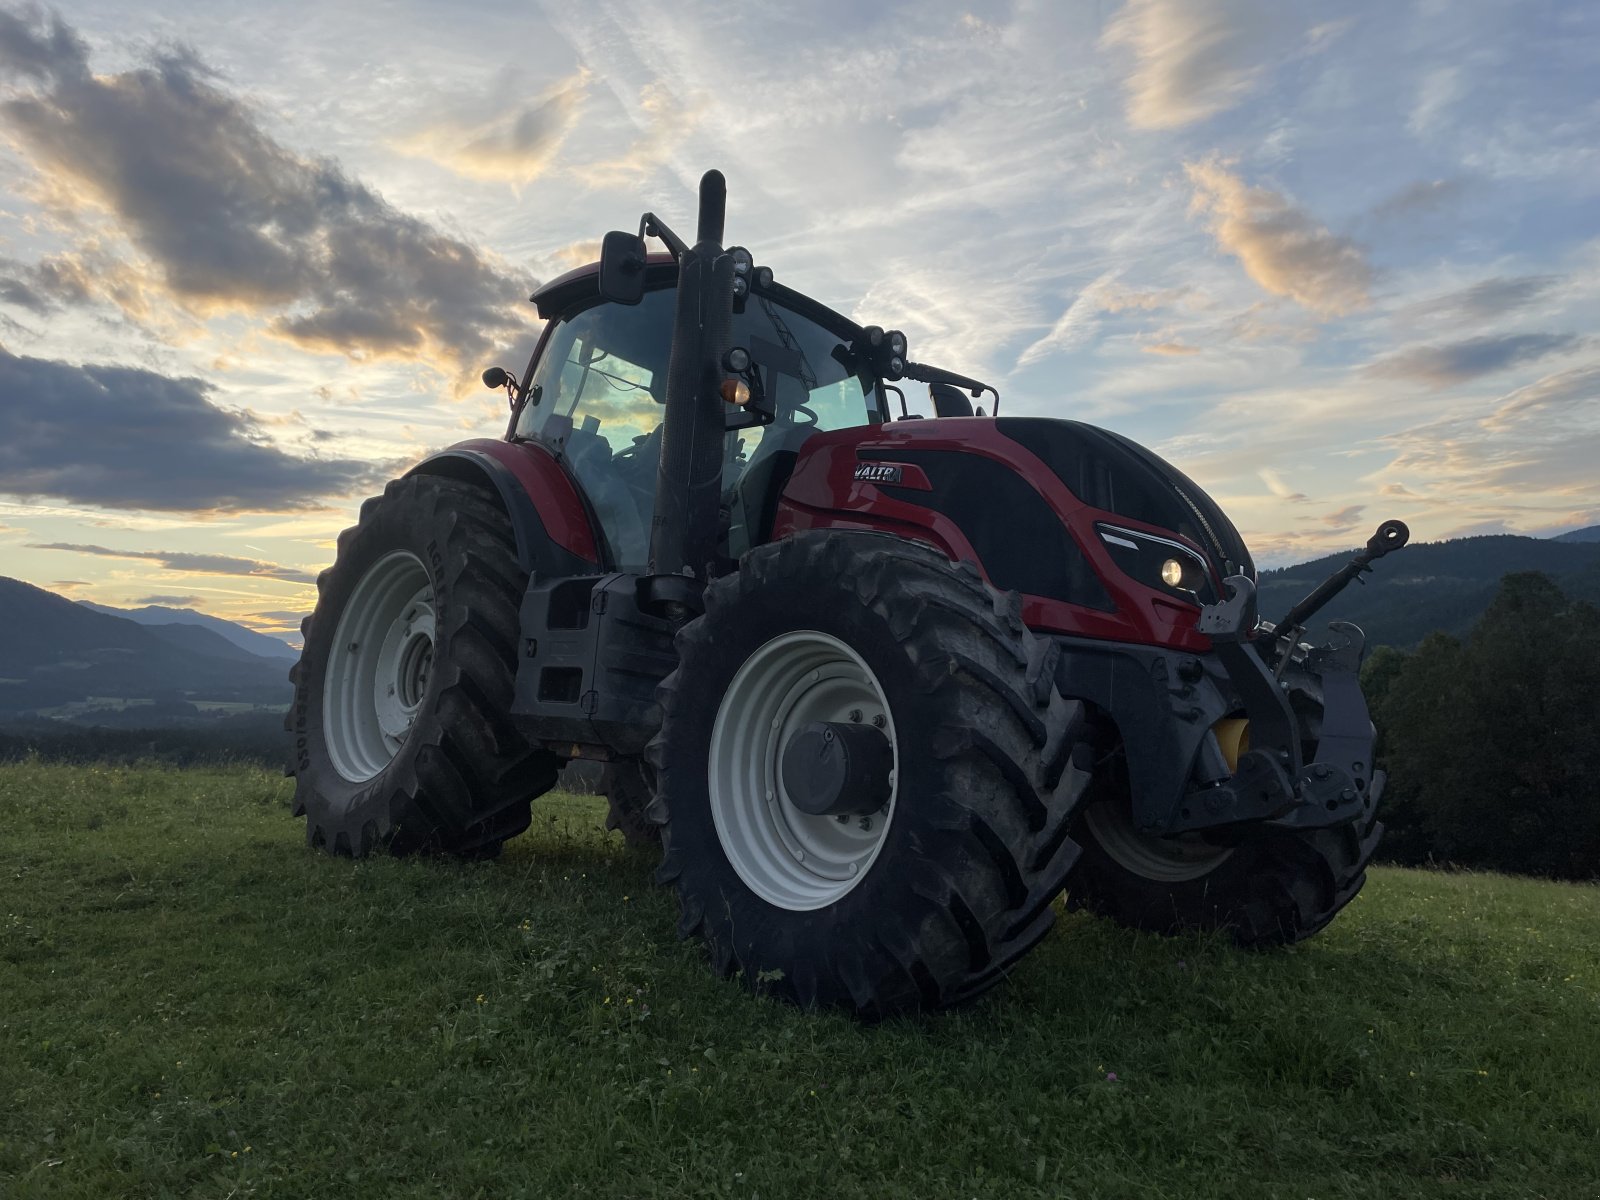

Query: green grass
[[3, 764, 1597, 1199]]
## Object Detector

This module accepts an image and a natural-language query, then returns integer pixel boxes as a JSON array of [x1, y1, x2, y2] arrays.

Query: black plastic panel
[[996, 419, 1255, 579], [870, 449, 1114, 611]]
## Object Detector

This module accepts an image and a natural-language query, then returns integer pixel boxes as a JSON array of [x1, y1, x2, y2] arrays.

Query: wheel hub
[[708, 631, 897, 911]]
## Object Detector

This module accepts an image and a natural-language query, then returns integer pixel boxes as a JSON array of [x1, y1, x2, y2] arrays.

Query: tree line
[[1363, 571, 1600, 881]]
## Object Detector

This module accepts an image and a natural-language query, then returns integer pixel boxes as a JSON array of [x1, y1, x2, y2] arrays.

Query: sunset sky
[[1, 0, 1595, 645]]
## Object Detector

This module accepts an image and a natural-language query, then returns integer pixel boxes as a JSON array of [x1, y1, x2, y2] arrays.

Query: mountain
[[1554, 525, 1600, 544], [0, 576, 290, 715], [79, 601, 299, 659], [1256, 535, 1600, 649], [141, 621, 285, 664]]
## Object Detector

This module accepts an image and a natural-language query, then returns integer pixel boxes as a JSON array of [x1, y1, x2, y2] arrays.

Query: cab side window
[[514, 291, 676, 570]]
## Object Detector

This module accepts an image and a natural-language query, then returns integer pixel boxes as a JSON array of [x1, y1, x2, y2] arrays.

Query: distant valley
[[0, 576, 293, 724], [2, 525, 1598, 733]]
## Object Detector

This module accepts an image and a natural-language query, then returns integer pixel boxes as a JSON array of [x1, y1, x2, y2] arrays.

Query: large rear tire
[[649, 531, 1090, 1018], [287, 475, 560, 858]]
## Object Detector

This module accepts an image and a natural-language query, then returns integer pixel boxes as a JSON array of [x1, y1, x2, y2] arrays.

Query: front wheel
[[287, 475, 560, 857], [1066, 732, 1382, 947], [650, 531, 1091, 1018]]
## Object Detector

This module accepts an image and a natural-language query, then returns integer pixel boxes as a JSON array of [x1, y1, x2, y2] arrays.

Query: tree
[[1373, 572, 1600, 879]]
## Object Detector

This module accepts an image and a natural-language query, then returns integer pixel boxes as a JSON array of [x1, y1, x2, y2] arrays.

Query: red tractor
[[289, 172, 1407, 1017]]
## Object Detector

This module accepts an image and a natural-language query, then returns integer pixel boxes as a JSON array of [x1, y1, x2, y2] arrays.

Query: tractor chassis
[[507, 561, 1379, 848], [511, 571, 679, 760]]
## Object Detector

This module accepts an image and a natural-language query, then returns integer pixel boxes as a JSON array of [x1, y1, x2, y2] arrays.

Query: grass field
[[3, 763, 1597, 1199]]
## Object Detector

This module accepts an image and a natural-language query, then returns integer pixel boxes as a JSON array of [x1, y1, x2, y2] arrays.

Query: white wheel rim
[[708, 630, 897, 911], [323, 550, 436, 783], [1083, 797, 1234, 883]]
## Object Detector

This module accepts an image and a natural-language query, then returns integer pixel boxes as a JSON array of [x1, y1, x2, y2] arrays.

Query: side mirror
[[598, 230, 647, 305], [482, 366, 509, 390]]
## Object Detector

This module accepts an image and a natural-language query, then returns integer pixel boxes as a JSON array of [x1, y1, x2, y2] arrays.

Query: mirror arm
[[640, 213, 689, 260], [902, 360, 1000, 410]]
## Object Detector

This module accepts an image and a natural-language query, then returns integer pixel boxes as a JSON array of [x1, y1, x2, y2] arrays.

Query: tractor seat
[[929, 382, 974, 418], [726, 421, 817, 557]]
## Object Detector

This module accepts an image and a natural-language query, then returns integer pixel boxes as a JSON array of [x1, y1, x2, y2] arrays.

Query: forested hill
[[1256, 534, 1600, 649], [0, 576, 290, 713]]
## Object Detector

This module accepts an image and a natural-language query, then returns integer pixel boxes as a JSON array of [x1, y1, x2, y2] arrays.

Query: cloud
[[1186, 159, 1372, 315], [1016, 270, 1123, 367], [397, 69, 589, 184], [1369, 333, 1581, 388], [1102, 0, 1284, 130], [134, 594, 204, 607], [1143, 341, 1200, 356], [1370, 178, 1469, 222], [0, 253, 94, 313], [1481, 364, 1600, 431], [1320, 504, 1365, 529], [1371, 365, 1600, 507], [547, 239, 604, 273], [1259, 468, 1310, 504], [1423, 275, 1560, 323], [0, 346, 380, 511], [0, 10, 531, 375], [27, 542, 315, 584], [567, 79, 706, 190], [1408, 66, 1462, 138]]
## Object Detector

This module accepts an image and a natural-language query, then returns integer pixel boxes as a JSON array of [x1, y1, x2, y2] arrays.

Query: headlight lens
[[1097, 523, 1213, 604]]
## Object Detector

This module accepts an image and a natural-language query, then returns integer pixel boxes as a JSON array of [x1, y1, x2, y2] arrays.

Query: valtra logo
[[852, 462, 904, 484]]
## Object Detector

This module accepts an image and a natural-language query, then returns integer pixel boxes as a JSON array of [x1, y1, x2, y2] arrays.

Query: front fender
[[408, 438, 600, 576]]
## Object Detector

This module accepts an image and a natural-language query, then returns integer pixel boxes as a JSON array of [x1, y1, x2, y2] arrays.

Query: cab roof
[[529, 252, 866, 347]]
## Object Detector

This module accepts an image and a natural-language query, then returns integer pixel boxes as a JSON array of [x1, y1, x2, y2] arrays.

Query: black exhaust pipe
[[648, 170, 734, 608]]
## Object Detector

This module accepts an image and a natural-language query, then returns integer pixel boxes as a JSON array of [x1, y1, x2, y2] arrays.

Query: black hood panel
[[996, 418, 1255, 579]]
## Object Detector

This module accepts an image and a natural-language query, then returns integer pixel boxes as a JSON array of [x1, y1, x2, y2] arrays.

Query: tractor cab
[[512, 263, 893, 570]]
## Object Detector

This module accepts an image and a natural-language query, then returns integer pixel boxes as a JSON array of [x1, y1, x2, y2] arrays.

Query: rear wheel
[[650, 531, 1090, 1018], [287, 474, 560, 857]]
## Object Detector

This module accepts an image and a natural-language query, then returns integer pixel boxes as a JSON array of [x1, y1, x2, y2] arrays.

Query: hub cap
[[323, 550, 436, 783], [1083, 797, 1234, 883], [708, 631, 897, 911]]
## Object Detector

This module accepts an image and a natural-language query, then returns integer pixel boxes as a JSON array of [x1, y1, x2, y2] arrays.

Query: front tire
[[288, 475, 559, 858], [1067, 721, 1383, 947], [650, 531, 1090, 1018]]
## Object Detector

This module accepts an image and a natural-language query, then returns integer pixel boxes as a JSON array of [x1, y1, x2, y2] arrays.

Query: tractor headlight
[[1096, 523, 1214, 605]]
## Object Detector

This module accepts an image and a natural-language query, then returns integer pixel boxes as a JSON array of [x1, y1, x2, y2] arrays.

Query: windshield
[[515, 285, 884, 568]]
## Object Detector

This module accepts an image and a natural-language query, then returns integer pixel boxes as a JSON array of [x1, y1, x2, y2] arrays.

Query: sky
[[0, 0, 1596, 645]]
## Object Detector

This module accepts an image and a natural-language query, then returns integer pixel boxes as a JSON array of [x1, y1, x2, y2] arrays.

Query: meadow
[[2, 762, 1596, 1198]]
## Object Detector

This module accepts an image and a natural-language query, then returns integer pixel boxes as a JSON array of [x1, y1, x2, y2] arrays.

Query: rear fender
[[408, 438, 600, 576]]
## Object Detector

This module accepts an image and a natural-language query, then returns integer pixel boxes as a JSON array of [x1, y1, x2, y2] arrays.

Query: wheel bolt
[[848, 709, 862, 723], [836, 814, 849, 824], [858, 816, 872, 831], [872, 714, 886, 729]]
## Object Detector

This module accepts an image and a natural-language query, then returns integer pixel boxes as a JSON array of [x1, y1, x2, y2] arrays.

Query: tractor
[[288, 171, 1408, 1018]]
